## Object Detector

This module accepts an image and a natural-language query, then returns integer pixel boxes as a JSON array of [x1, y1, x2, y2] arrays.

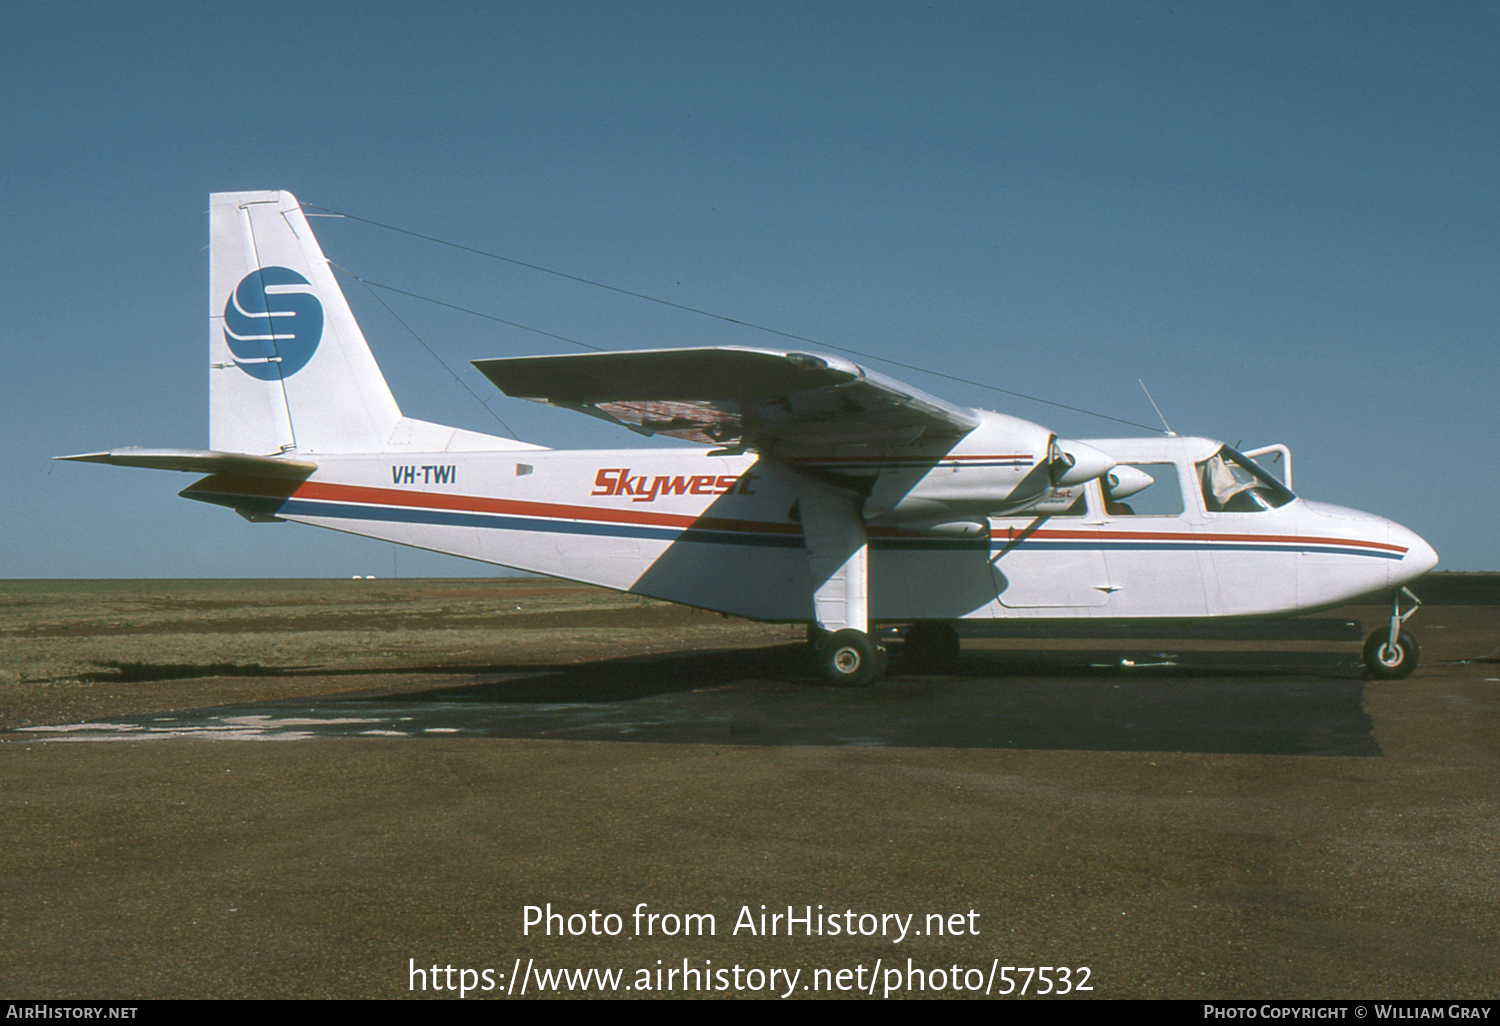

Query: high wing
[[472, 347, 981, 452]]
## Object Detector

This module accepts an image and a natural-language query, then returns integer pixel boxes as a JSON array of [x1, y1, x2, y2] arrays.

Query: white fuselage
[[181, 433, 1436, 624]]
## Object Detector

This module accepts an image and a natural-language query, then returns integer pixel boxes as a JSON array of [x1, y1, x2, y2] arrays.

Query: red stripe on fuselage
[[190, 475, 803, 537], [191, 476, 1407, 556], [996, 525, 1406, 555], [791, 454, 1032, 465]]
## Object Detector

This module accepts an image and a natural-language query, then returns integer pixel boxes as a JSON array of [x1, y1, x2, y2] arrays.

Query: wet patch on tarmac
[[14, 642, 1378, 756]]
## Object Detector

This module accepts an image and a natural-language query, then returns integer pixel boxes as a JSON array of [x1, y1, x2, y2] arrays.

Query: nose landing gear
[[1363, 587, 1422, 679]]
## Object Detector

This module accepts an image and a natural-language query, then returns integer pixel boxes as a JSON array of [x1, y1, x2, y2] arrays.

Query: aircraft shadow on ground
[[68, 643, 1378, 757], [346, 643, 1379, 758]]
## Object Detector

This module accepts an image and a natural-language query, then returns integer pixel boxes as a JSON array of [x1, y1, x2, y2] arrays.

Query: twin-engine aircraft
[[62, 191, 1438, 684]]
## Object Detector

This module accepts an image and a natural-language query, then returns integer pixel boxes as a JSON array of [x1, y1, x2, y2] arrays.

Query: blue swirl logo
[[223, 267, 323, 380]]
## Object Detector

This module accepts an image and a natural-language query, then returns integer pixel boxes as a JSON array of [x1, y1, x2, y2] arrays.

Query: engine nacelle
[[872, 518, 991, 538], [860, 411, 1115, 523]]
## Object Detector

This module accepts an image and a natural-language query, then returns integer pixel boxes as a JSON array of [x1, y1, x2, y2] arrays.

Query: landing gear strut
[[1363, 587, 1422, 680]]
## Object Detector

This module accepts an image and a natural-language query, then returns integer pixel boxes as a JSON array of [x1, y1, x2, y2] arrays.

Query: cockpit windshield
[[1197, 446, 1296, 512]]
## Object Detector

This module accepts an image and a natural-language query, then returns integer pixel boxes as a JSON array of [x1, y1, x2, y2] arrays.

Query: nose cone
[[1300, 501, 1438, 605], [1390, 522, 1439, 587], [1053, 439, 1116, 487]]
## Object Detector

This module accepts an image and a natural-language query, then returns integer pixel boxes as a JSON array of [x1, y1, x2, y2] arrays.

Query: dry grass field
[[0, 577, 789, 730]]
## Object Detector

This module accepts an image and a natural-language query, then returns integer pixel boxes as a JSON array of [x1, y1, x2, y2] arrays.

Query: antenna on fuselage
[[1138, 380, 1177, 436]]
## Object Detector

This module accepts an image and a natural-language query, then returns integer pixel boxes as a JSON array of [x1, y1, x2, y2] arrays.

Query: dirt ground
[[0, 578, 792, 731], [3, 575, 1497, 732], [2, 575, 1498, 1000]]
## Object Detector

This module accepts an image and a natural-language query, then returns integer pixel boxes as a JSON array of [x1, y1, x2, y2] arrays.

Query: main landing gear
[[812, 628, 888, 687], [808, 622, 963, 685], [1362, 587, 1422, 680]]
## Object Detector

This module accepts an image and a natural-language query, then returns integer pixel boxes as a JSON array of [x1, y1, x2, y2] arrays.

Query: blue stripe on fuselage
[[206, 492, 1403, 560]]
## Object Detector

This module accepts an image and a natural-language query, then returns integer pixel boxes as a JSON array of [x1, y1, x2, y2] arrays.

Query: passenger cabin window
[[1197, 446, 1296, 513], [1104, 463, 1184, 516]]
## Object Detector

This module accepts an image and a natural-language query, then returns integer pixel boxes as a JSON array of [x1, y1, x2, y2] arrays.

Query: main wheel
[[903, 622, 961, 673], [1363, 629, 1419, 679], [817, 629, 887, 687]]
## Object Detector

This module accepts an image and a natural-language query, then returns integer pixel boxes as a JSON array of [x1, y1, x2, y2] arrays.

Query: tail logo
[[223, 267, 324, 380]]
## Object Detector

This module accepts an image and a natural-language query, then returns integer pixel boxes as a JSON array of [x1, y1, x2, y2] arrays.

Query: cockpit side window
[[1197, 446, 1296, 513]]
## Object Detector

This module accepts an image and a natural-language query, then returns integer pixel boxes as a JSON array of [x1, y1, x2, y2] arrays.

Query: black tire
[[817, 629, 887, 687], [903, 622, 961, 673], [1363, 629, 1419, 679]]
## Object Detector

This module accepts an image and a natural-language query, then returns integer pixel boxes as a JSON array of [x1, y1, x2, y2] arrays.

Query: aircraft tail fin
[[210, 190, 403, 455]]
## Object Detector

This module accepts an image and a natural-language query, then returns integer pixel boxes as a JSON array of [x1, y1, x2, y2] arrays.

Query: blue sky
[[5, 1, 1496, 576]]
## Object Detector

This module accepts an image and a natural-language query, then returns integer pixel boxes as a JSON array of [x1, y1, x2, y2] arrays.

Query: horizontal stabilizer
[[55, 448, 318, 477], [473, 346, 980, 450]]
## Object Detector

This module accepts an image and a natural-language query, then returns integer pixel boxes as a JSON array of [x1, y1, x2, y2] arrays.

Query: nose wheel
[[1363, 587, 1422, 679], [1363, 629, 1419, 679]]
